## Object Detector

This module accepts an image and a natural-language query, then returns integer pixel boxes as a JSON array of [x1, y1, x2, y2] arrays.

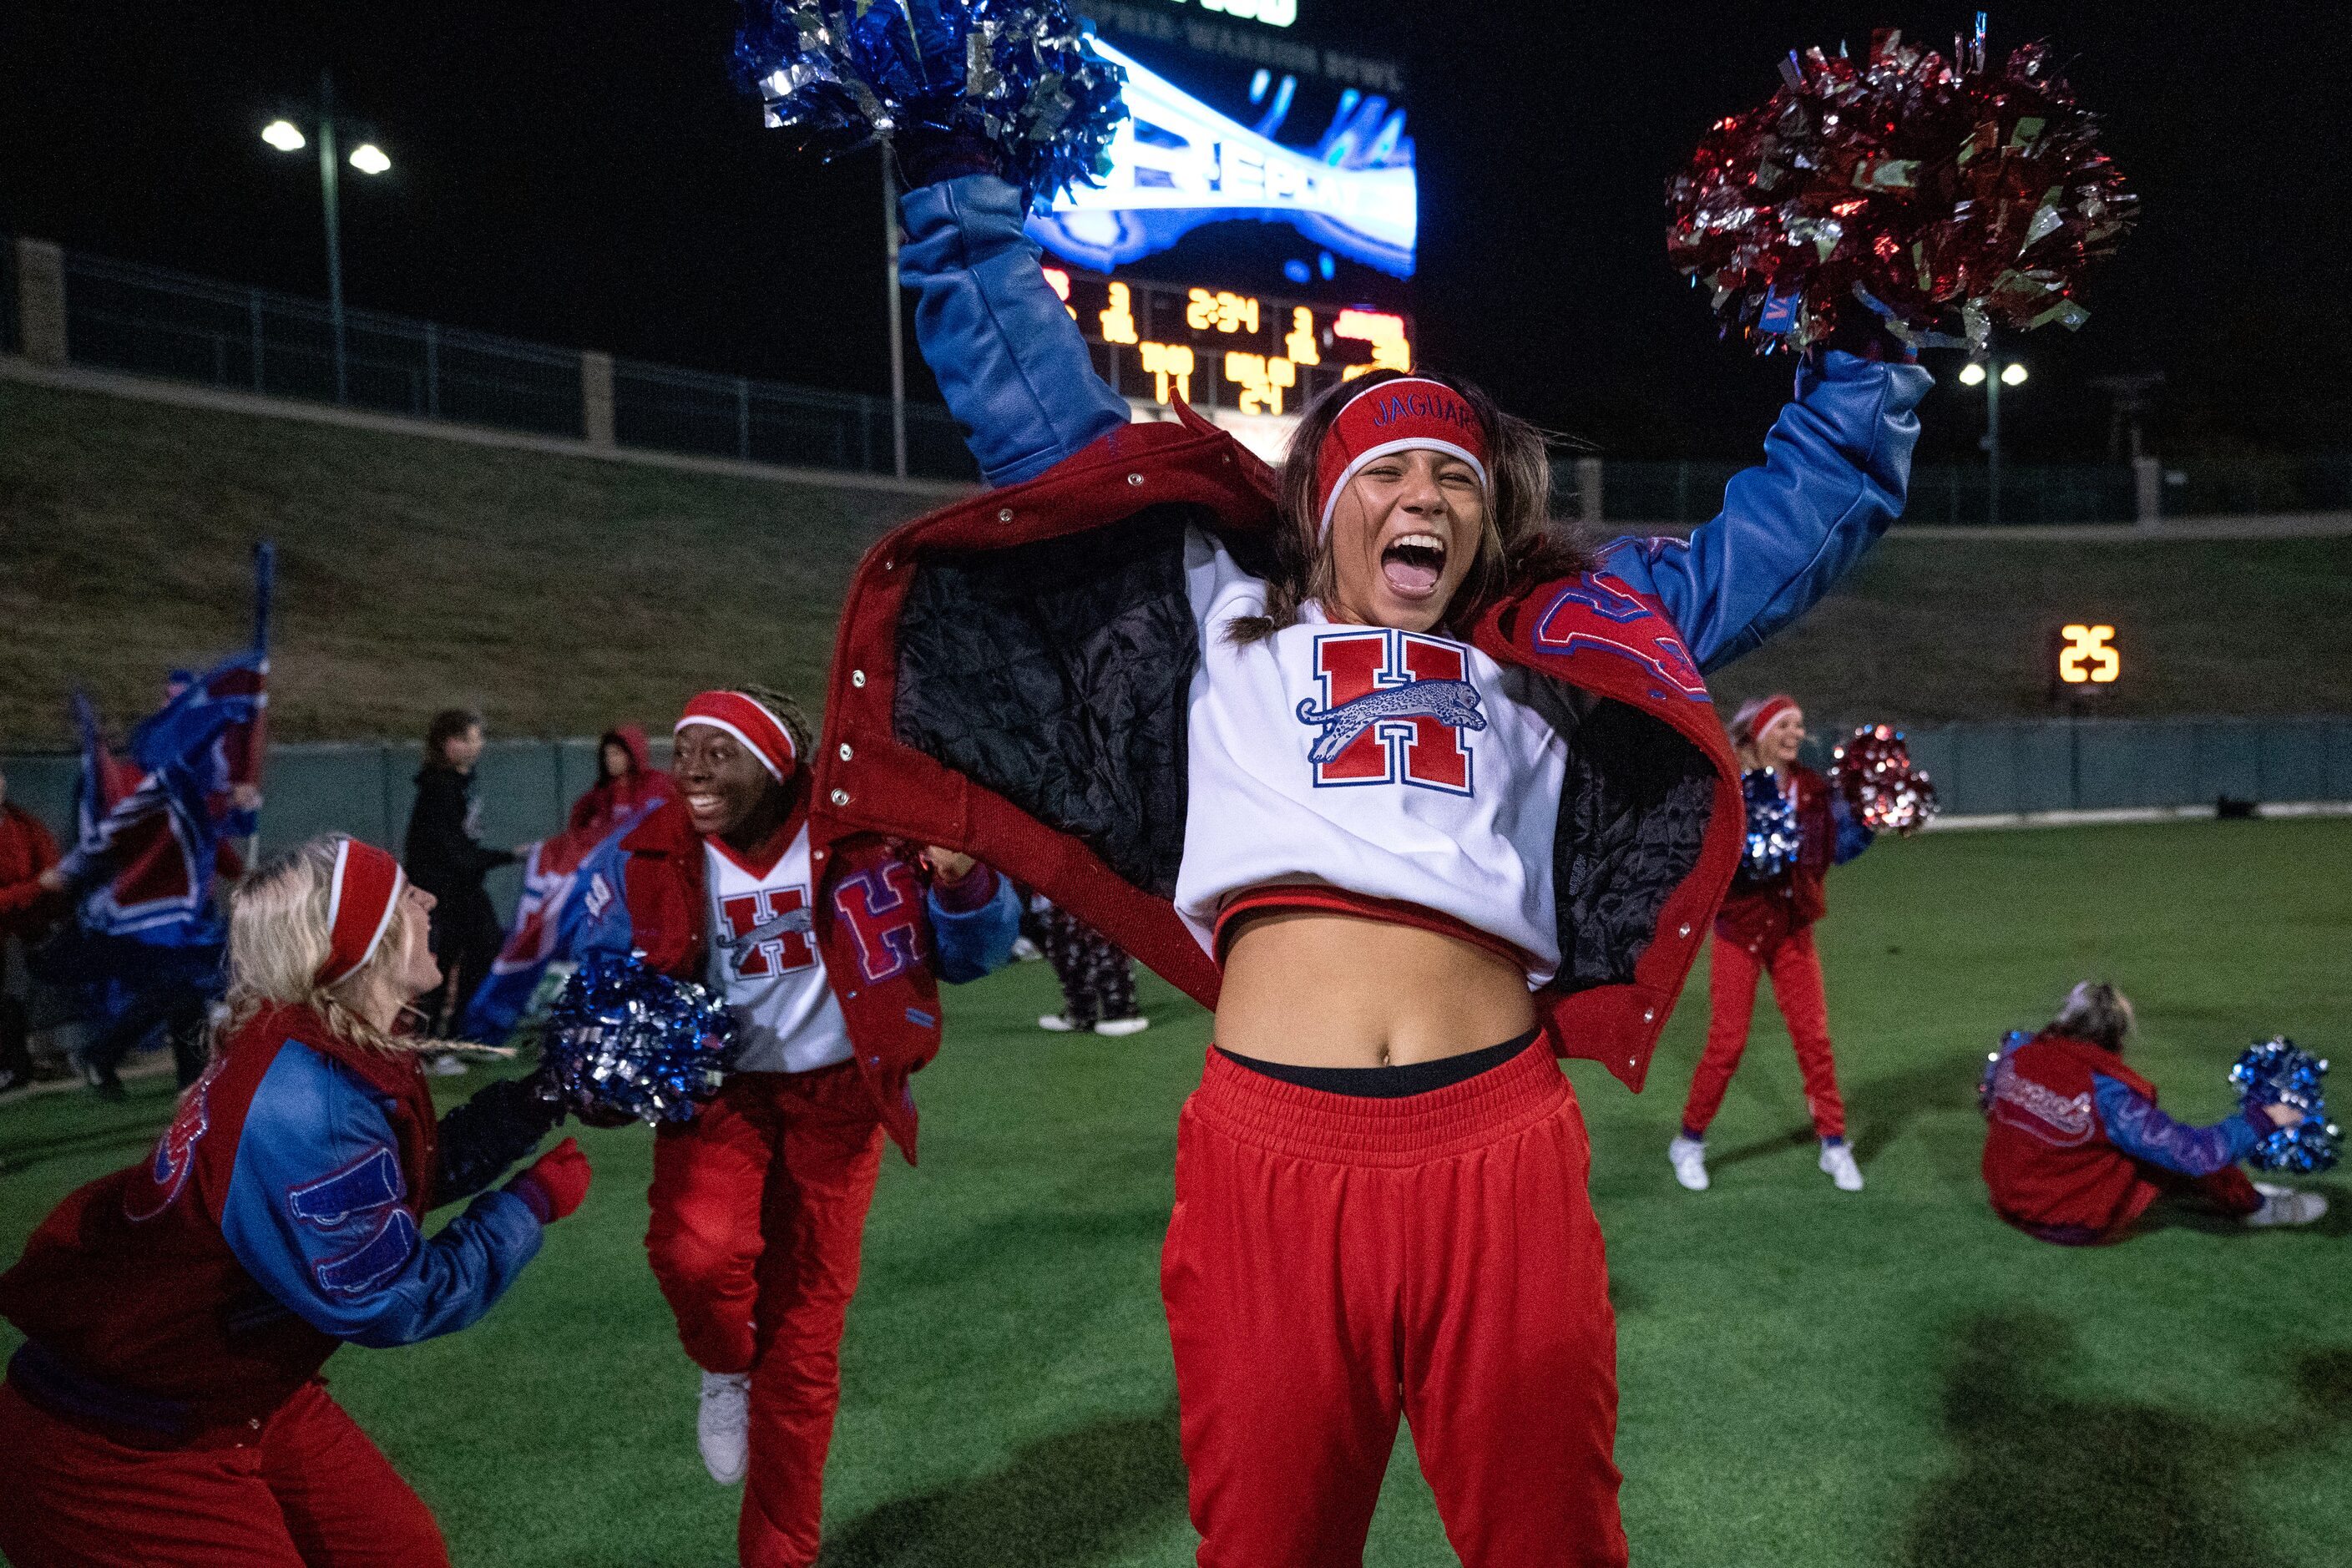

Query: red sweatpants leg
[[1681, 935, 1764, 1136], [649, 1080, 774, 1374], [0, 1380, 447, 1568], [1766, 930, 1846, 1141], [645, 1067, 885, 1568], [2149, 1164, 2264, 1218], [1164, 1047, 1626, 1568]]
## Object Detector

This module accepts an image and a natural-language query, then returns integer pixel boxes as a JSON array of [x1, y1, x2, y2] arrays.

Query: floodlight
[[262, 119, 306, 152], [2001, 362, 2028, 386], [1957, 362, 1987, 386], [349, 143, 391, 175]]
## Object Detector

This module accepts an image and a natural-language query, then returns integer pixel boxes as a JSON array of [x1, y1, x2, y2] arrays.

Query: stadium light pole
[[883, 151, 908, 480], [1959, 357, 2027, 525], [261, 69, 392, 404]]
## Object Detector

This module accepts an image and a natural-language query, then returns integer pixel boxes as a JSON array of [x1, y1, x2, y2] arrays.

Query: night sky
[[4, 3, 2347, 463]]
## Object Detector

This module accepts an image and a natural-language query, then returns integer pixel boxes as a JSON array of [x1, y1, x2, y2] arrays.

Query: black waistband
[[1216, 1028, 1541, 1099]]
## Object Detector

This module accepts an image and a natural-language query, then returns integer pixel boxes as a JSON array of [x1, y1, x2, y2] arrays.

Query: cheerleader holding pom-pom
[[788, 121, 1930, 1565], [724, 8, 2165, 1558], [0, 837, 584, 1568], [1669, 695, 1879, 1194]]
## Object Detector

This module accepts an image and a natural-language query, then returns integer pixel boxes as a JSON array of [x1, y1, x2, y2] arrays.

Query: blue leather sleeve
[[220, 1044, 544, 1348], [2092, 1073, 2265, 1176], [1594, 352, 1931, 672], [1828, 793, 1874, 866], [899, 174, 1132, 486], [928, 873, 1021, 985]]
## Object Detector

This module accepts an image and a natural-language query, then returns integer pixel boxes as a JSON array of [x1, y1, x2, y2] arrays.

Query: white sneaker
[[697, 1370, 751, 1485], [1667, 1135, 1709, 1191], [2246, 1183, 2328, 1227], [1094, 1016, 1151, 1038], [1819, 1141, 1864, 1191], [1037, 1014, 1081, 1033], [423, 1054, 468, 1077]]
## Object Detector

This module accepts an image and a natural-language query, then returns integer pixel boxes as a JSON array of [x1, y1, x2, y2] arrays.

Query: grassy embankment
[[4, 377, 2350, 749]]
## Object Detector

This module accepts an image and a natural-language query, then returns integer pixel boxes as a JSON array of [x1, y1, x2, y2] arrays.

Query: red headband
[[1741, 695, 1800, 744], [1313, 377, 1490, 540], [676, 691, 797, 781], [320, 838, 407, 987]]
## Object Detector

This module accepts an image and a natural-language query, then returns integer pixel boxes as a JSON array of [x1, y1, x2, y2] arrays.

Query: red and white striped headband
[[1312, 377, 1490, 540], [1739, 694, 1801, 743], [675, 691, 797, 781], [319, 838, 407, 987]]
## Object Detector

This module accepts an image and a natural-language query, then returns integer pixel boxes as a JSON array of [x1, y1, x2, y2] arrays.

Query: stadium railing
[[27, 243, 979, 483]]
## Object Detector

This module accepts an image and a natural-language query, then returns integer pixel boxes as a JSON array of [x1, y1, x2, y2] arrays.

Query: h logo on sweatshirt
[[1297, 630, 1483, 794]]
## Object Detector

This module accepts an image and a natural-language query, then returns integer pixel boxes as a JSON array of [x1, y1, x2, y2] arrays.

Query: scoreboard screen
[[1041, 266, 1412, 419], [1029, 1, 1417, 304]]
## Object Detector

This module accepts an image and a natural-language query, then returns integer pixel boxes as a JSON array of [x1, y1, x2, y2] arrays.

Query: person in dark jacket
[[402, 708, 525, 1052], [0, 765, 67, 1093], [567, 722, 674, 839], [1981, 981, 2324, 1242], [0, 834, 585, 1566], [1670, 693, 1876, 1193]]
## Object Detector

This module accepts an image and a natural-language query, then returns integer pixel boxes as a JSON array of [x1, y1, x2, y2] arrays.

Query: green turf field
[[4, 817, 2347, 1567]]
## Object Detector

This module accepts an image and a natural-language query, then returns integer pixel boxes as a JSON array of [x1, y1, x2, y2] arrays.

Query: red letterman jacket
[[810, 409, 1745, 1091], [0, 1004, 439, 1440], [605, 788, 950, 1158], [1981, 1032, 2169, 1237]]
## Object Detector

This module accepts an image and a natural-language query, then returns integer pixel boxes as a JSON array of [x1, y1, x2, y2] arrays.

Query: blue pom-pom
[[543, 952, 736, 1126], [734, 0, 1128, 206], [1741, 768, 1800, 880], [2230, 1037, 2340, 1174]]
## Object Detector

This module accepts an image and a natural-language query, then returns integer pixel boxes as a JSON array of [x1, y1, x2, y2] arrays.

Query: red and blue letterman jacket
[[0, 1004, 549, 1442], [803, 175, 1929, 1090], [579, 787, 1016, 1160], [1981, 1030, 2274, 1239]]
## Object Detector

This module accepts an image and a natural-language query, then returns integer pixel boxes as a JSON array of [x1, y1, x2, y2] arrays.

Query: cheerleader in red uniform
[[1669, 693, 1877, 1191], [800, 135, 1930, 1565], [0, 836, 583, 1567]]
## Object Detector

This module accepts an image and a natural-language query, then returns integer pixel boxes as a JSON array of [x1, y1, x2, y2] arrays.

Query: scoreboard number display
[[1044, 266, 1414, 418], [2052, 623, 2122, 694]]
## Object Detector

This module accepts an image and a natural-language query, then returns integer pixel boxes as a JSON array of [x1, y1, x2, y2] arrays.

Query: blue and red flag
[[61, 544, 273, 948], [461, 799, 658, 1044]]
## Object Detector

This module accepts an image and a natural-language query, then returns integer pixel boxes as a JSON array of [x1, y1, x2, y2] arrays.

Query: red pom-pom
[[1666, 26, 2136, 353], [1830, 723, 1940, 835]]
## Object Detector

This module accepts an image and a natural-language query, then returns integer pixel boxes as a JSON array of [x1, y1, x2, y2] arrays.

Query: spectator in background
[[1031, 899, 1150, 1038], [0, 766, 67, 1094], [402, 709, 529, 1063], [567, 723, 672, 839], [1981, 981, 2325, 1242]]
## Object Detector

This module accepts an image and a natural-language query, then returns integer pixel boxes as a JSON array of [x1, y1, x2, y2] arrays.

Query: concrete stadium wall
[[6, 718, 2349, 884]]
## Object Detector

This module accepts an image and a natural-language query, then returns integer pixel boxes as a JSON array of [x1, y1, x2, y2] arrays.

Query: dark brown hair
[[1226, 367, 1588, 645], [424, 707, 483, 761]]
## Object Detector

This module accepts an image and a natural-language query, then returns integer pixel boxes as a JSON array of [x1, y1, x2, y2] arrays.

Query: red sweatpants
[[645, 1065, 886, 1568], [0, 1379, 446, 1568], [1682, 928, 1846, 1140], [1162, 1045, 1626, 1568]]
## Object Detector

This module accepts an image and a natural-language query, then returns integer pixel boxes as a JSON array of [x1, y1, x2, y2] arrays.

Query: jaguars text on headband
[[1313, 377, 1491, 541]]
